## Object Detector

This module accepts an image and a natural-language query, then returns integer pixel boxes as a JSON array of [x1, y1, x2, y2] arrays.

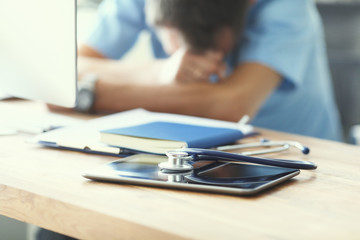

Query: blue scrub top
[[87, 0, 342, 141]]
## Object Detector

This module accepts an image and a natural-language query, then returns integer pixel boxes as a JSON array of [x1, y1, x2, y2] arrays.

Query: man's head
[[146, 0, 250, 55]]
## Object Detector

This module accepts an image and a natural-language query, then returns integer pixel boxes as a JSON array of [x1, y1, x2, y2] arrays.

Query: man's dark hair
[[151, 0, 249, 52]]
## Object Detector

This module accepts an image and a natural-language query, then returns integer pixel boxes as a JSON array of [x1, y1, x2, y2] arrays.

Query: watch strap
[[75, 74, 99, 113]]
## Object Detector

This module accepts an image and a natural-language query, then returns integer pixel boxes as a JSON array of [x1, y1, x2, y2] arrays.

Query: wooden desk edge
[[0, 184, 186, 240]]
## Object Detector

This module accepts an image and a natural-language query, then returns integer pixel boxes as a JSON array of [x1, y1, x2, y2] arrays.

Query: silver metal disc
[[158, 161, 193, 172]]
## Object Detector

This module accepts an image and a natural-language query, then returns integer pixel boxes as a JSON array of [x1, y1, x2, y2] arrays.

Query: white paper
[[32, 108, 253, 152]]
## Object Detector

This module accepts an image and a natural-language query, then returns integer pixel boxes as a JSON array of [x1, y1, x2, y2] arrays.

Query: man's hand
[[160, 49, 226, 84]]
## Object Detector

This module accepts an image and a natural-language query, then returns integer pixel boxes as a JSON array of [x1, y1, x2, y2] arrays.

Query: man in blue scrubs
[[75, 0, 342, 141]]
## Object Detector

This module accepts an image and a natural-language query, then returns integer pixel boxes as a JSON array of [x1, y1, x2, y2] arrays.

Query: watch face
[[76, 88, 95, 112]]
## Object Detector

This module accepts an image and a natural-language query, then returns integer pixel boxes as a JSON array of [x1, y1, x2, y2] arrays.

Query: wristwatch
[[75, 74, 99, 113]]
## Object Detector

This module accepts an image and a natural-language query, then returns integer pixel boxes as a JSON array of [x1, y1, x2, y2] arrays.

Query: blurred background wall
[[317, 2, 360, 142]]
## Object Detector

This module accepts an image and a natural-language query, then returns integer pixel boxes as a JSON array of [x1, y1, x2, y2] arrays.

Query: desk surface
[[0, 101, 359, 240]]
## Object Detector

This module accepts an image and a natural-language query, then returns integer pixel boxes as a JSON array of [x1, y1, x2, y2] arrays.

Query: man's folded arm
[[88, 57, 281, 122]]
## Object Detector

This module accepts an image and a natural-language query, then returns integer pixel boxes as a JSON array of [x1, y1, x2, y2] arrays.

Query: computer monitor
[[0, 0, 77, 107]]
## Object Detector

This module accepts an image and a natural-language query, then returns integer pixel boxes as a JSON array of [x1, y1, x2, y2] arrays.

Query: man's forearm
[[85, 59, 280, 122], [77, 56, 237, 120], [93, 79, 252, 122], [78, 56, 165, 85], [95, 81, 212, 117]]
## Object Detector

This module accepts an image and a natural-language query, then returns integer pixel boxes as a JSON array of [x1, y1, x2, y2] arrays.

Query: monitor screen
[[0, 0, 77, 107]]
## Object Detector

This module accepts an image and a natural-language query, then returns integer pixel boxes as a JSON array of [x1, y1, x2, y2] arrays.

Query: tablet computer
[[83, 154, 300, 196]]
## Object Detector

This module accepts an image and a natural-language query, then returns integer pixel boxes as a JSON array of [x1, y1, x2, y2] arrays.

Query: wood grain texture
[[0, 101, 359, 239]]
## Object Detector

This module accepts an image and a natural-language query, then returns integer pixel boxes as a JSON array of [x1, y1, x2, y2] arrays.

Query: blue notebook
[[100, 121, 246, 155]]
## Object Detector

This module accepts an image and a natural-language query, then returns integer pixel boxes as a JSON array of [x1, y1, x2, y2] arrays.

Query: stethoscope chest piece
[[159, 151, 193, 172]]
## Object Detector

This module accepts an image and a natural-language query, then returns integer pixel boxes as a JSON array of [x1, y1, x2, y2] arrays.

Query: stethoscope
[[158, 139, 317, 172]]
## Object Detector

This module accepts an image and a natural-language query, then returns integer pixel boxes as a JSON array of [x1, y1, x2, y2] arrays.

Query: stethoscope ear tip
[[302, 147, 310, 155]]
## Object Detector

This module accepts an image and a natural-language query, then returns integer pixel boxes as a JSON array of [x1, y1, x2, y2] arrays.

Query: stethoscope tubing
[[181, 148, 317, 170]]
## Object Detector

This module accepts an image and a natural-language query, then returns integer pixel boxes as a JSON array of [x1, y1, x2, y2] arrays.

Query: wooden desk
[[0, 101, 359, 240]]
